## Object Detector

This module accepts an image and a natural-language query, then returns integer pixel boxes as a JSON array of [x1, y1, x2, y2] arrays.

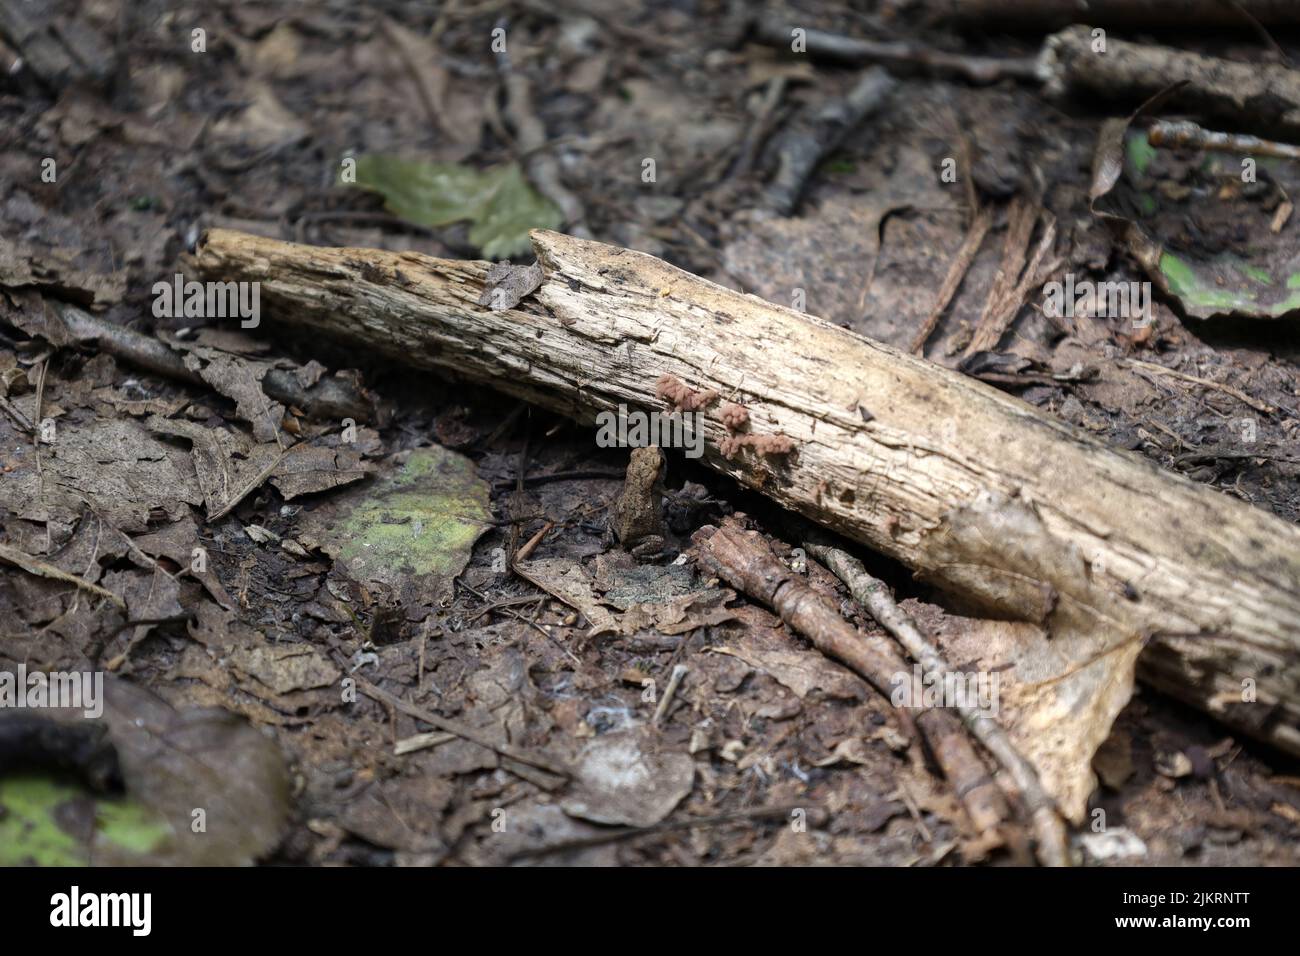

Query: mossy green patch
[[0, 775, 171, 866], [301, 446, 491, 609]]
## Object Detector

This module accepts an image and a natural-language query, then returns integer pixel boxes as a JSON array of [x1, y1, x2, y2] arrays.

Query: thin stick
[[1119, 358, 1276, 415], [910, 205, 992, 355], [0, 542, 127, 610], [1149, 119, 1300, 162], [806, 540, 1071, 867], [693, 521, 1012, 844], [512, 520, 553, 563], [755, 18, 1038, 85], [348, 670, 572, 780], [652, 664, 688, 728]]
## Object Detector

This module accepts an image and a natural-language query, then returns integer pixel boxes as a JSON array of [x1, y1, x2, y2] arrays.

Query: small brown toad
[[611, 446, 667, 559]]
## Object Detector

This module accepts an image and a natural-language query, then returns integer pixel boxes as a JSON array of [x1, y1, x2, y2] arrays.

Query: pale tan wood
[[195, 228, 1300, 757]]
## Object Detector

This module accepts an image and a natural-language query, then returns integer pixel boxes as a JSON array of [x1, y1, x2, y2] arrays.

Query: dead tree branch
[[194, 227, 1300, 761], [693, 520, 1013, 849], [806, 540, 1070, 867]]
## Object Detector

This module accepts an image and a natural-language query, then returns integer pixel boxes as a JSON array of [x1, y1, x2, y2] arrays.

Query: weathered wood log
[[1039, 26, 1300, 141], [194, 228, 1300, 760]]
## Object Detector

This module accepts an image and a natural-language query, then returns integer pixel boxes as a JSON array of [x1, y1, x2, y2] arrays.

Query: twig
[[726, 76, 788, 181], [967, 203, 1059, 355], [763, 67, 896, 216], [512, 520, 553, 563], [347, 670, 571, 781], [1149, 119, 1300, 162], [652, 664, 689, 728], [43, 302, 382, 423], [933, 0, 1295, 28], [806, 541, 1071, 867], [1119, 358, 1276, 415], [693, 520, 1012, 846], [0, 394, 34, 433], [393, 731, 457, 756], [910, 205, 992, 355], [755, 18, 1039, 85], [0, 542, 126, 609], [1039, 25, 1300, 140]]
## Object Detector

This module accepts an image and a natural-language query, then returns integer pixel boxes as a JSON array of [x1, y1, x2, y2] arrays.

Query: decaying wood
[[693, 520, 1014, 853], [194, 227, 1300, 760], [805, 540, 1069, 867], [1039, 25, 1300, 141]]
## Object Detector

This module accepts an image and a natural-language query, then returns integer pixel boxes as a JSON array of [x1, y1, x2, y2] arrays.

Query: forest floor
[[1, 0, 1298, 866]]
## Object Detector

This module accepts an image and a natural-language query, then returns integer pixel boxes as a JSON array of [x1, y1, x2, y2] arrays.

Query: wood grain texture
[[195, 227, 1300, 758]]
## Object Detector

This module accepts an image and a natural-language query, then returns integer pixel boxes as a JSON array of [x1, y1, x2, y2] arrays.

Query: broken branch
[[806, 540, 1070, 867], [693, 520, 1013, 846]]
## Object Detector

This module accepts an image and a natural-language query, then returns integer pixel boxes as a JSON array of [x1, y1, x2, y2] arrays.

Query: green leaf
[[349, 156, 563, 259], [1159, 252, 1300, 318]]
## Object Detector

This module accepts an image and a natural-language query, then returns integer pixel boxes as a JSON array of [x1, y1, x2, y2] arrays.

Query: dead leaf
[[0, 414, 201, 533], [477, 261, 544, 311], [561, 729, 694, 827], [295, 445, 491, 615], [709, 606, 865, 702]]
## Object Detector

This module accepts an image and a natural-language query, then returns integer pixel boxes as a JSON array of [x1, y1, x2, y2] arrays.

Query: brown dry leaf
[[147, 416, 282, 518], [0, 414, 202, 533], [708, 606, 865, 702], [514, 557, 619, 634], [381, 17, 476, 148], [903, 598, 1139, 824], [210, 82, 307, 152], [518, 557, 736, 637], [338, 776, 451, 856], [21, 677, 292, 865], [561, 728, 695, 827], [187, 603, 341, 711], [618, 588, 738, 636], [130, 512, 235, 609], [912, 489, 1142, 822], [268, 442, 375, 500], [0, 236, 125, 308], [176, 343, 287, 444]]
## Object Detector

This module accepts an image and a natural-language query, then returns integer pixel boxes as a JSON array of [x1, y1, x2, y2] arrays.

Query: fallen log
[[1038, 26, 1300, 141], [194, 228, 1300, 765]]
